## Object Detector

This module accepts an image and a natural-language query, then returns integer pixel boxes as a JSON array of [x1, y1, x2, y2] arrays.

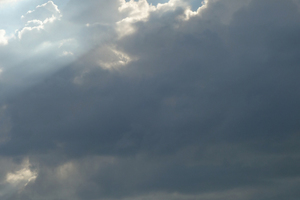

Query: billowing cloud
[[0, 0, 300, 200]]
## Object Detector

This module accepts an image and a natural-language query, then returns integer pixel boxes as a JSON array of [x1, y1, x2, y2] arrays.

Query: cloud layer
[[0, 0, 300, 199]]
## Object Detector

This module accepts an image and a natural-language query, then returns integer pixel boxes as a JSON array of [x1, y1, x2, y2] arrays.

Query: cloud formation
[[0, 0, 300, 199], [0, 30, 8, 45]]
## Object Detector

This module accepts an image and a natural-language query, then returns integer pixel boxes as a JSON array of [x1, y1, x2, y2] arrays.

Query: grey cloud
[[0, 0, 300, 199], [63, 0, 122, 25]]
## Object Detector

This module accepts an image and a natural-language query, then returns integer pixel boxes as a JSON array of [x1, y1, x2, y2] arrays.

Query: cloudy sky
[[0, 0, 300, 199]]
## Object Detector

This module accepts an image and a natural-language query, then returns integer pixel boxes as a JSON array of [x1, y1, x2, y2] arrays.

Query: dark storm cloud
[[1, 0, 300, 199]]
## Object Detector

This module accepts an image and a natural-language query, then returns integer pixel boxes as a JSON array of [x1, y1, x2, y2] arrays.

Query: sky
[[0, 0, 300, 199]]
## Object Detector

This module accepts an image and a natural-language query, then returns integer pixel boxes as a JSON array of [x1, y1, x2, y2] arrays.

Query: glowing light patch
[[6, 159, 37, 187], [97, 47, 134, 69], [62, 51, 74, 56], [6, 168, 37, 185], [56, 162, 76, 180], [0, 29, 8, 45]]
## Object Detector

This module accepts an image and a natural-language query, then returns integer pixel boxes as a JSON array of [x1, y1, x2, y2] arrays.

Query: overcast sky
[[0, 0, 300, 199]]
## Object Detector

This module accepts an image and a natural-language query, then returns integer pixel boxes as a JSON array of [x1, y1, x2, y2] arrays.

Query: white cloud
[[36, 1, 61, 14], [22, 1, 61, 21], [116, 0, 206, 37], [117, 0, 156, 37], [0, 29, 8, 45], [18, 1, 62, 39]]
